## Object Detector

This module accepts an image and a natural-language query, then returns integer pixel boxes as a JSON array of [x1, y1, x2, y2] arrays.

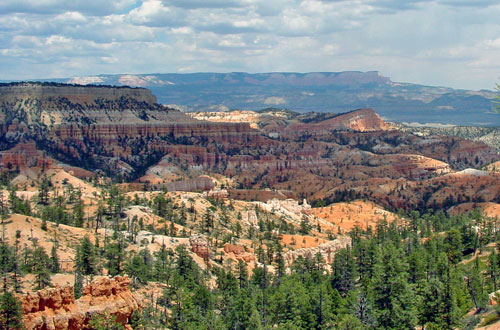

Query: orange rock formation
[[21, 276, 140, 330]]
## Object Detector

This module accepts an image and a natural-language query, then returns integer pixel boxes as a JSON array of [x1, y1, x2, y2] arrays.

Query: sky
[[0, 0, 500, 90]]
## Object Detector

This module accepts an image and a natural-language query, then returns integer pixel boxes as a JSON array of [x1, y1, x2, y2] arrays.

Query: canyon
[[1, 82, 500, 213], [1, 82, 500, 329]]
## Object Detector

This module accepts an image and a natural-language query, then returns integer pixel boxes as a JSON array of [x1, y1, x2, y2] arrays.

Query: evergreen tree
[[332, 247, 357, 297], [0, 243, 12, 292], [371, 244, 417, 329], [269, 276, 315, 329], [237, 260, 248, 289], [32, 246, 51, 290], [89, 313, 125, 330], [0, 291, 24, 330], [75, 236, 96, 277], [248, 307, 263, 330], [74, 271, 83, 300], [440, 269, 461, 329], [466, 258, 488, 311], [203, 208, 214, 233], [338, 314, 367, 330], [443, 229, 463, 264], [299, 217, 311, 235], [126, 249, 152, 287], [73, 199, 85, 228], [12, 232, 21, 294], [129, 309, 144, 330], [489, 248, 499, 291], [38, 176, 50, 206], [50, 244, 60, 273], [105, 234, 126, 276], [152, 244, 172, 283]]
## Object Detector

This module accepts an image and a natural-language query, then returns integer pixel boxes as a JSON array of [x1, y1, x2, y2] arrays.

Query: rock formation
[[223, 244, 256, 263], [190, 235, 210, 261], [21, 275, 140, 330], [0, 141, 54, 169], [283, 236, 352, 267], [0, 82, 156, 105], [1, 83, 499, 210]]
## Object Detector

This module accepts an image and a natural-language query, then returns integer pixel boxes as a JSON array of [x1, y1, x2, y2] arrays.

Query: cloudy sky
[[1, 0, 500, 90]]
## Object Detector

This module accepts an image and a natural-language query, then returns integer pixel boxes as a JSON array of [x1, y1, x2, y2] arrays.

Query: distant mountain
[[6, 71, 500, 126]]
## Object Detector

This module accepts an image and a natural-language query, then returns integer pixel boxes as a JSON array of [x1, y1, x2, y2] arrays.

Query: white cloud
[[128, 0, 183, 27], [0, 0, 499, 90], [54, 11, 87, 23], [0, 0, 136, 16], [217, 35, 247, 48], [485, 37, 500, 49]]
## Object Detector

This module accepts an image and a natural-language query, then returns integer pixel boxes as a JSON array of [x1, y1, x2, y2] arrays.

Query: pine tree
[[89, 313, 125, 330], [248, 307, 263, 330], [275, 242, 285, 284], [203, 208, 214, 233], [130, 309, 144, 330], [371, 244, 417, 329], [75, 235, 96, 277], [74, 271, 83, 299], [351, 290, 375, 328], [237, 260, 248, 289], [0, 243, 12, 292], [332, 247, 357, 297], [489, 248, 499, 291], [466, 258, 488, 311], [337, 314, 366, 330], [299, 217, 311, 235], [0, 191, 6, 222], [443, 229, 463, 264], [33, 246, 51, 290], [126, 249, 152, 287], [104, 234, 125, 277], [73, 199, 85, 228], [38, 176, 50, 206], [50, 243, 60, 273], [153, 244, 172, 283], [0, 291, 24, 330], [12, 231, 21, 293], [440, 268, 461, 329]]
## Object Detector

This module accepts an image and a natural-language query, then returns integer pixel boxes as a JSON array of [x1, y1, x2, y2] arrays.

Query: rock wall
[[21, 276, 140, 330], [283, 236, 351, 267], [0, 83, 156, 104], [51, 121, 258, 145], [0, 141, 54, 169], [190, 235, 210, 261], [166, 176, 215, 192], [308, 108, 392, 132], [223, 243, 255, 263]]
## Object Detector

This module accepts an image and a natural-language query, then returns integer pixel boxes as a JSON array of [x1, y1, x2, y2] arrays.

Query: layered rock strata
[[21, 276, 140, 330]]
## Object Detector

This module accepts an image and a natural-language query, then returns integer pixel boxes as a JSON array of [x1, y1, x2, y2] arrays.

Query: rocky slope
[[393, 123, 500, 150], [21, 276, 140, 330], [3, 83, 500, 330], [189, 108, 392, 132], [43, 71, 500, 126], [0, 82, 261, 177], [1, 83, 500, 212]]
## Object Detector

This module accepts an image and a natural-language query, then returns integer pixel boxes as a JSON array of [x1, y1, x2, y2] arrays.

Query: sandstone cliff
[[2, 83, 499, 210], [0, 83, 262, 177], [21, 275, 140, 330], [283, 236, 351, 267], [0, 82, 156, 104]]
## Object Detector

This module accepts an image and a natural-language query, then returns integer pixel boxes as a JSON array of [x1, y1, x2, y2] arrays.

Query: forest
[[1, 175, 500, 329]]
